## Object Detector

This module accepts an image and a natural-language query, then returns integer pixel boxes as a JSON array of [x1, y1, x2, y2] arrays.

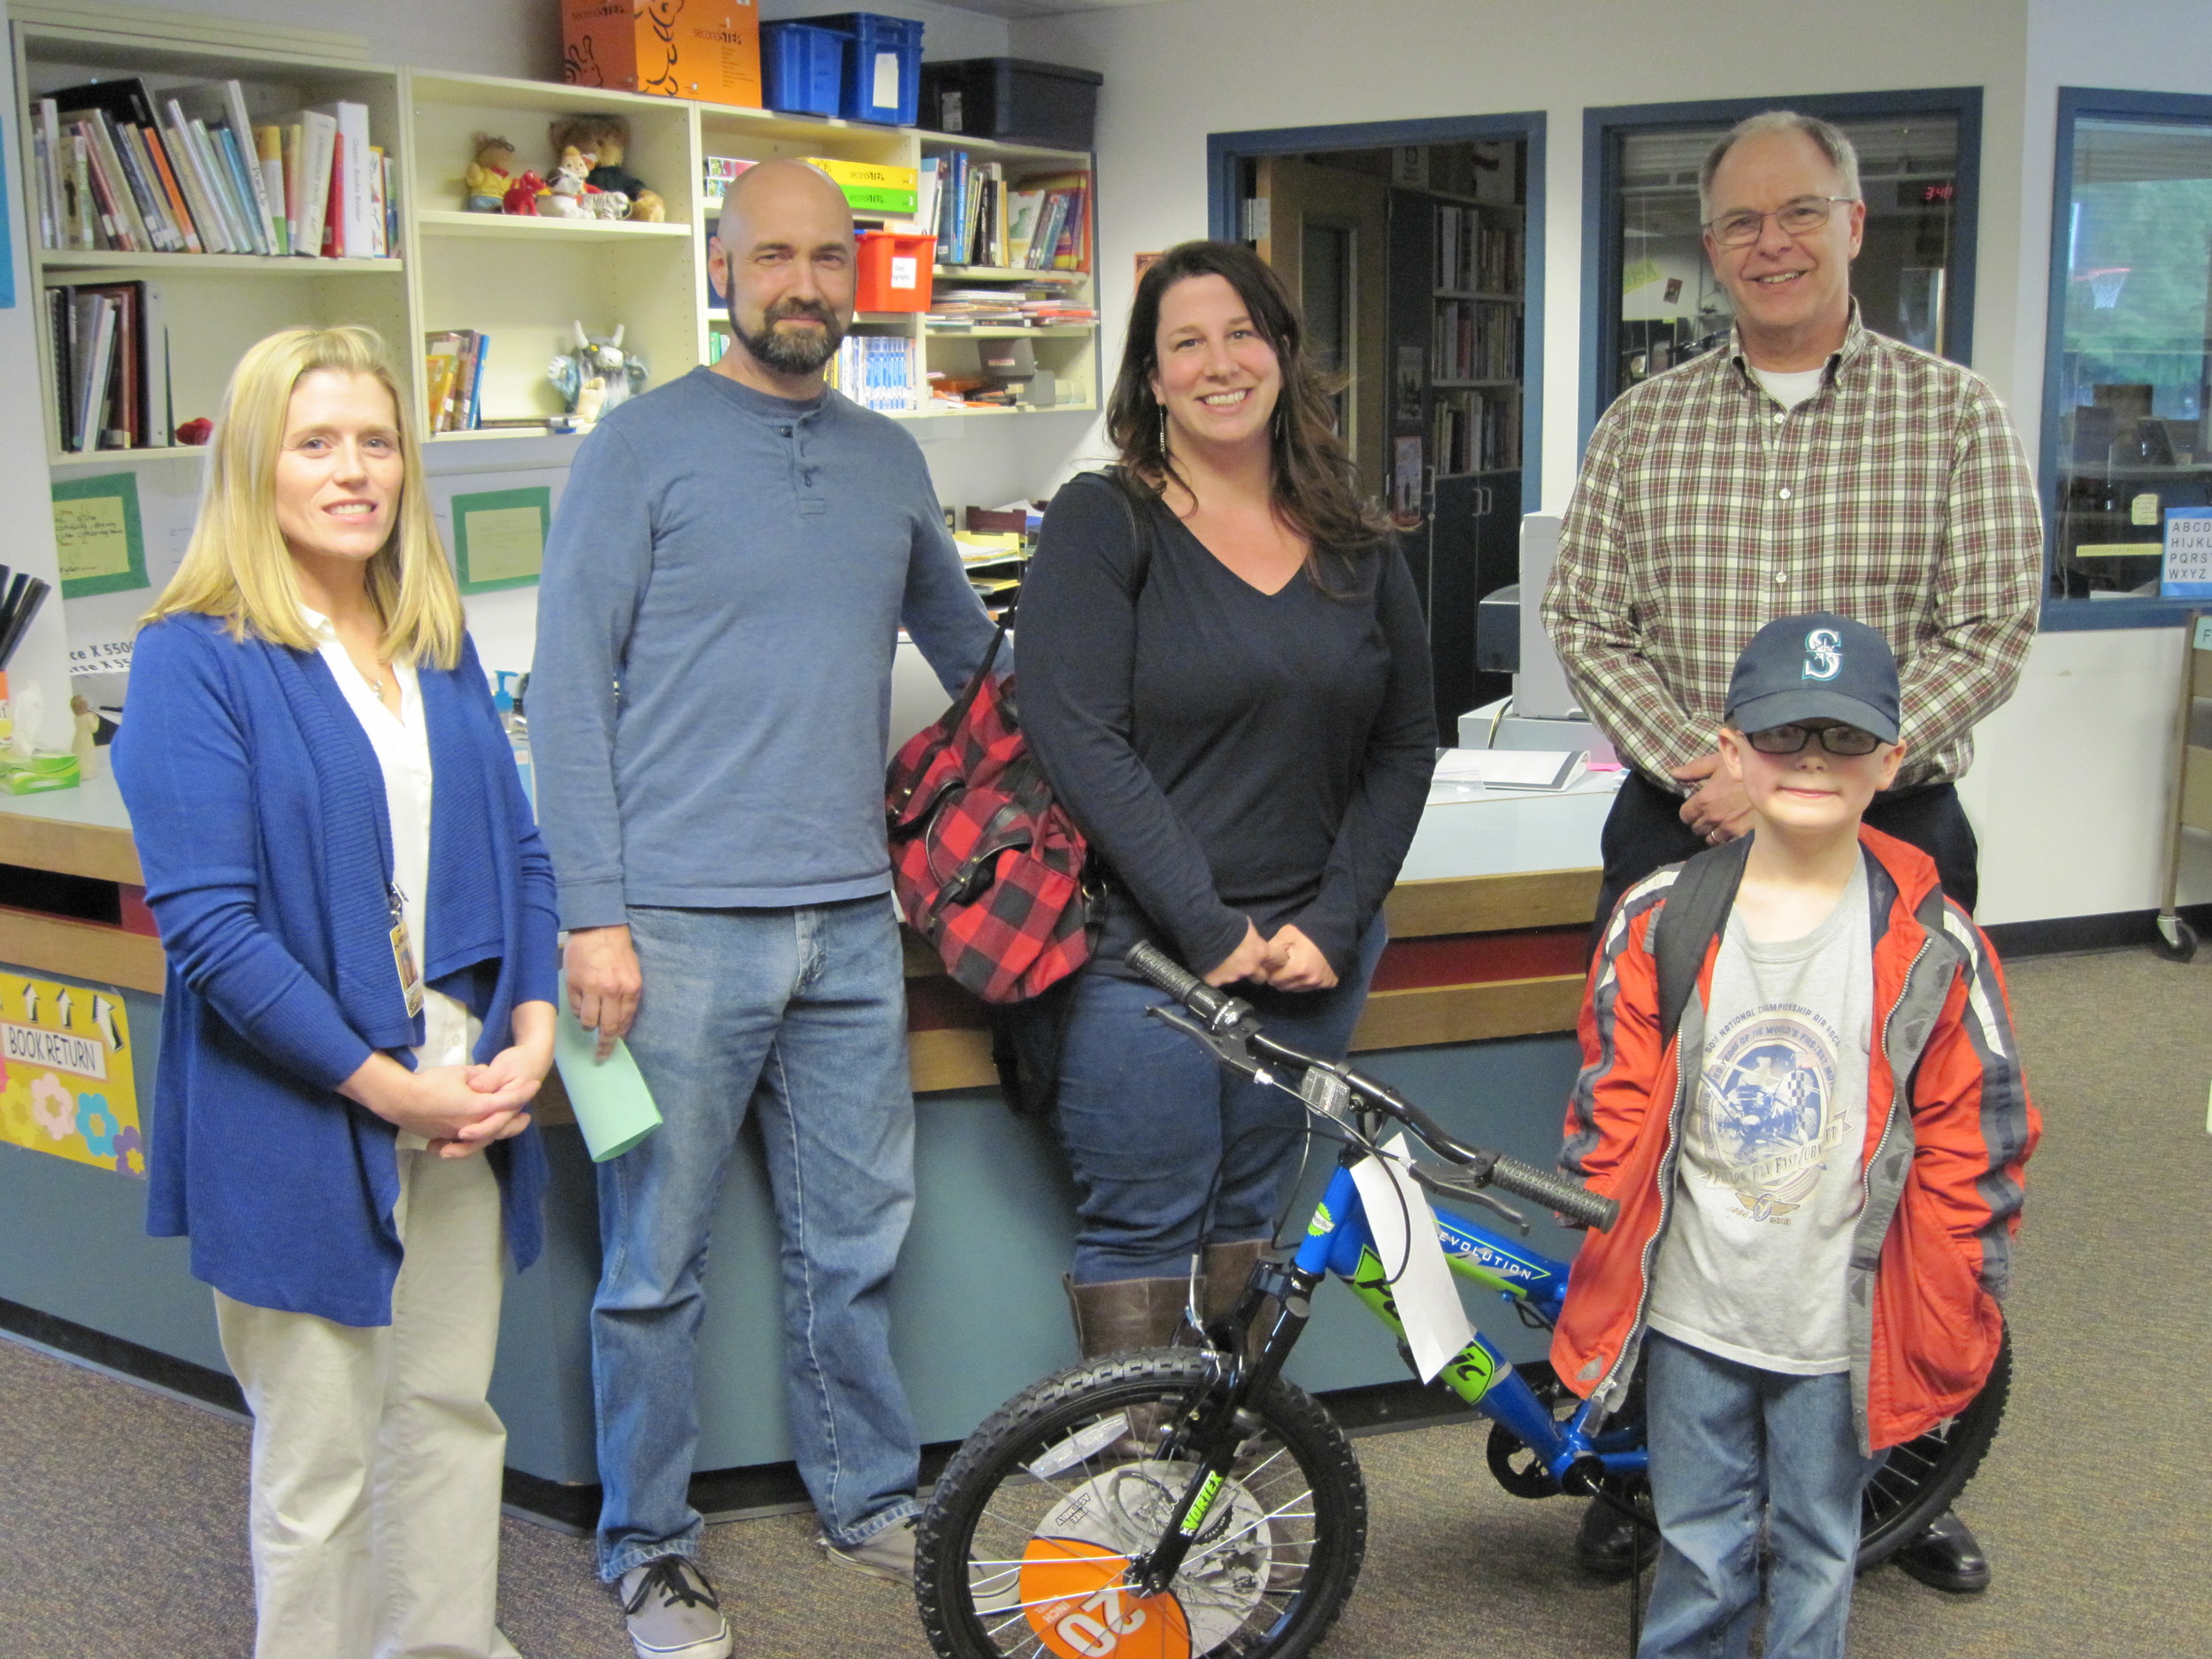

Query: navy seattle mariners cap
[[1724, 612, 1901, 742]]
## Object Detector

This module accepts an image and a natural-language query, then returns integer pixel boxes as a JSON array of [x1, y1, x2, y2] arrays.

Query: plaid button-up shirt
[[1543, 311, 2041, 789]]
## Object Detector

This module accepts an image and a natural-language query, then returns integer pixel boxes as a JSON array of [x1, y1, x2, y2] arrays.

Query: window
[[1583, 90, 1981, 435], [2041, 89, 2212, 627]]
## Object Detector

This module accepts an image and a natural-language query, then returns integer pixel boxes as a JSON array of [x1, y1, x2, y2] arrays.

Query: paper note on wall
[[461, 507, 545, 585], [0, 971, 142, 1178], [2164, 507, 2212, 599], [53, 495, 134, 586]]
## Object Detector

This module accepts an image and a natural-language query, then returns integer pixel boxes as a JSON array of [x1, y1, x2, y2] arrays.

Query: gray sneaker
[[819, 1516, 918, 1583], [616, 1556, 732, 1659]]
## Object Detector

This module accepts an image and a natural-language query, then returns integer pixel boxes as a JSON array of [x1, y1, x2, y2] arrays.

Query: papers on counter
[[1432, 748, 1589, 791]]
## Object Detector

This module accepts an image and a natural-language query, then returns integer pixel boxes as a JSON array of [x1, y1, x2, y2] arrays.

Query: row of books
[[918, 153, 1088, 273], [924, 288, 1097, 329], [1433, 298, 1520, 382], [1433, 387, 1521, 477], [30, 75, 395, 260], [424, 331, 492, 433], [1435, 204, 1521, 296], [824, 335, 919, 414], [46, 280, 171, 453]]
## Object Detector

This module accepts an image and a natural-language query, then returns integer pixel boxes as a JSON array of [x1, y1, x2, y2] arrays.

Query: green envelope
[[552, 996, 663, 1162]]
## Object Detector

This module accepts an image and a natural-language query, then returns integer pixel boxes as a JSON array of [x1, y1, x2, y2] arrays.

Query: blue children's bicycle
[[915, 944, 2008, 1659]]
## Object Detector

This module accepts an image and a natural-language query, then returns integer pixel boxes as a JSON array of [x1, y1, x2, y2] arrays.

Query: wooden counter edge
[[1383, 867, 1601, 938], [0, 908, 166, 995], [0, 812, 142, 886]]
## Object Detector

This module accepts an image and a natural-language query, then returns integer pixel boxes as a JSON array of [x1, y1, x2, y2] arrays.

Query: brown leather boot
[[1203, 1239, 1279, 1360], [1065, 1274, 1194, 1458], [1064, 1273, 1191, 1359]]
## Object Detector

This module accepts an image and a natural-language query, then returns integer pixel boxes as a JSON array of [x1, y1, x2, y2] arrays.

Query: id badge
[[388, 885, 425, 1018]]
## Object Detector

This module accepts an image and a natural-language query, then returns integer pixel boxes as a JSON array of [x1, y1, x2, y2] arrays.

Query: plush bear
[[464, 134, 515, 212], [549, 114, 665, 222]]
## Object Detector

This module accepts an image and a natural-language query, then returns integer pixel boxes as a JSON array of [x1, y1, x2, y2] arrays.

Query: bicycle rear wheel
[[1857, 1325, 2012, 1569], [916, 1348, 1368, 1659]]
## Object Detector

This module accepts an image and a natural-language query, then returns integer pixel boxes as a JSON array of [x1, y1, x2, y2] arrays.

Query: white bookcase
[[12, 19, 1100, 464]]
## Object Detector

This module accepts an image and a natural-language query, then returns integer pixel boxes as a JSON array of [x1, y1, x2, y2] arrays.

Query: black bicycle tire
[[1856, 1325, 2012, 1569], [916, 1348, 1369, 1659]]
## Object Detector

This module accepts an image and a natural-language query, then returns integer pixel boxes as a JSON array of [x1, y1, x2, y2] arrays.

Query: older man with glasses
[[1543, 110, 2041, 1596]]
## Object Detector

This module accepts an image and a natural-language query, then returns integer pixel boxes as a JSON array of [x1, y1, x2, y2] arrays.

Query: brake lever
[[1145, 1006, 1265, 1081], [1408, 1163, 1532, 1235]]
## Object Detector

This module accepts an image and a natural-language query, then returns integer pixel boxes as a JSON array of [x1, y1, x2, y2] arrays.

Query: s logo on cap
[[1801, 627, 1843, 683]]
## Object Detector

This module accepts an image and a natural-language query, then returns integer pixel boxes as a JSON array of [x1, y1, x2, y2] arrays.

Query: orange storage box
[[562, 0, 763, 107], [856, 229, 934, 313]]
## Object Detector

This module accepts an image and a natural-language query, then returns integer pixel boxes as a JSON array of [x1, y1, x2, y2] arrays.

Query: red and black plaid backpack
[[886, 472, 1152, 1009], [886, 616, 1092, 1004]]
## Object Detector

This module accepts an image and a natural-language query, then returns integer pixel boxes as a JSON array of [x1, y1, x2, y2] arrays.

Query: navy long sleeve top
[[1018, 472, 1437, 981], [528, 367, 998, 930]]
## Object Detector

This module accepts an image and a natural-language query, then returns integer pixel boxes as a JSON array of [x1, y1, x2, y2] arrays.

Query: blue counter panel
[[0, 963, 1589, 1491]]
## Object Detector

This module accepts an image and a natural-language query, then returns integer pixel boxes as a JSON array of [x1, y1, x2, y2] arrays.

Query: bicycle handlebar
[[1125, 941, 1617, 1233]]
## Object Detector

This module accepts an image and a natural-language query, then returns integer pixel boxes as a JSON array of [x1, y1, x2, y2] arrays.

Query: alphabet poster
[[0, 971, 142, 1178]]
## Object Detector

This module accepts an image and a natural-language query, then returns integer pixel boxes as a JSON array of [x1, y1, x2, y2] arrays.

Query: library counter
[[0, 773, 1617, 1511]]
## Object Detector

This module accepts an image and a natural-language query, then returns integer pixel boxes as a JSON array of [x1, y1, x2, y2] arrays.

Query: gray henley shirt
[[528, 365, 996, 930]]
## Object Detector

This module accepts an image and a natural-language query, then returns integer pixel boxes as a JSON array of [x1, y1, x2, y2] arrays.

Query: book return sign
[[2165, 507, 2212, 600]]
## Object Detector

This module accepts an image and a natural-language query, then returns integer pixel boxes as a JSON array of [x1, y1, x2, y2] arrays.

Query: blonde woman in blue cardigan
[[114, 326, 558, 1659]]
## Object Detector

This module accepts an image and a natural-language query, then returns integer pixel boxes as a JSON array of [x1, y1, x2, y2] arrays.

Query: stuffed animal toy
[[464, 134, 516, 212], [549, 321, 648, 431], [502, 171, 546, 215], [541, 147, 593, 218], [549, 114, 665, 222]]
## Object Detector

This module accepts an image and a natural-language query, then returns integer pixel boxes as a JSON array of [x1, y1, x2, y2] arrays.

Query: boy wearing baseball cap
[[1550, 613, 2039, 1657]]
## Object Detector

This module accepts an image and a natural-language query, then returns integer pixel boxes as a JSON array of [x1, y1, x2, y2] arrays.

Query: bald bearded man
[[531, 159, 996, 1659]]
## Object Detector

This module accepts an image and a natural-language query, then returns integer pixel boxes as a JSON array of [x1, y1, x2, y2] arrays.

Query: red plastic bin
[[856, 229, 934, 312]]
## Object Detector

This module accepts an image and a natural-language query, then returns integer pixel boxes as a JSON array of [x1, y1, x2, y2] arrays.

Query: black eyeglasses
[[1746, 723, 1885, 757]]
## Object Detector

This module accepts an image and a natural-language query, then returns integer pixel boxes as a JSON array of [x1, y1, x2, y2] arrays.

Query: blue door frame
[[1579, 88, 1985, 451], [1206, 112, 1547, 513]]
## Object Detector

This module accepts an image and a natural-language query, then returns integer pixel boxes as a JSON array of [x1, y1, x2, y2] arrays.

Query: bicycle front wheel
[[916, 1348, 1368, 1659]]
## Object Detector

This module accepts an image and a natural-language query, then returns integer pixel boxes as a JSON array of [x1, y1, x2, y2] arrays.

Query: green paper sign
[[452, 486, 550, 594]]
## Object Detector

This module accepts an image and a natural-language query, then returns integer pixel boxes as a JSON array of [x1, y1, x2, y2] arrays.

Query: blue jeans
[[591, 898, 920, 1578], [1051, 916, 1387, 1284], [1639, 1332, 1887, 1659]]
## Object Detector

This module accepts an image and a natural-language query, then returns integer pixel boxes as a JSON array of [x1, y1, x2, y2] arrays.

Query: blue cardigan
[[113, 613, 560, 1326]]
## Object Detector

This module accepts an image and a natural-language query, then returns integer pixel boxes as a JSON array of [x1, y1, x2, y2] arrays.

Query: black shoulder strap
[[1096, 465, 1156, 595], [1655, 836, 1751, 1046]]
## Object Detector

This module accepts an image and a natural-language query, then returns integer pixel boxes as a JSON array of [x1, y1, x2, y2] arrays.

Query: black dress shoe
[[1891, 1510, 1991, 1594], [1575, 1495, 1659, 1579]]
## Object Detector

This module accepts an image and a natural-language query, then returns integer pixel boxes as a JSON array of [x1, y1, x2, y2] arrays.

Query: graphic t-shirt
[[1647, 863, 1873, 1374]]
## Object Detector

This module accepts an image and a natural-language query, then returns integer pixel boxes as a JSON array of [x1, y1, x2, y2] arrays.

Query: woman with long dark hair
[[1018, 239, 1436, 1356]]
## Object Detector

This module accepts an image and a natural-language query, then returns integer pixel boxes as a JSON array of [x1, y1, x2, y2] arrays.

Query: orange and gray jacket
[[1550, 826, 2039, 1454]]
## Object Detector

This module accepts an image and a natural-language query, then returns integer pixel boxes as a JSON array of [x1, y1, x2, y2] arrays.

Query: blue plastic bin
[[788, 12, 924, 125], [761, 21, 849, 118]]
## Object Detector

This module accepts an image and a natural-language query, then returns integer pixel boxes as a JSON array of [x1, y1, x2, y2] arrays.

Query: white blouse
[[303, 610, 483, 1144]]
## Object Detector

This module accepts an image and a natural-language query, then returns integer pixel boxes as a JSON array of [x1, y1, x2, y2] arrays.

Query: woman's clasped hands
[[1202, 919, 1340, 994], [339, 1002, 557, 1159]]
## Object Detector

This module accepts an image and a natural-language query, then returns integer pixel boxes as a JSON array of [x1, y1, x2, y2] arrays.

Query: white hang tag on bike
[[1349, 1134, 1471, 1382]]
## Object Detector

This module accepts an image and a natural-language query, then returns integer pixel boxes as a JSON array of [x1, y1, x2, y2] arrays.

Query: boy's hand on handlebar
[[1259, 925, 1337, 992], [1205, 920, 1286, 987]]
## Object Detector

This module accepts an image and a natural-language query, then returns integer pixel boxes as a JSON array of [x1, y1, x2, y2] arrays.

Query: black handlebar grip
[[1124, 941, 1249, 1029], [1125, 941, 1204, 1002], [1485, 1154, 1619, 1233]]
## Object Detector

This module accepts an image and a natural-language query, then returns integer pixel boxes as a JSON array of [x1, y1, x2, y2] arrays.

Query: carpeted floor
[[2, 943, 2205, 1658]]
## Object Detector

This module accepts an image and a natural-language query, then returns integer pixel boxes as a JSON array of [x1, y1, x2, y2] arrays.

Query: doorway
[[1212, 114, 1545, 740]]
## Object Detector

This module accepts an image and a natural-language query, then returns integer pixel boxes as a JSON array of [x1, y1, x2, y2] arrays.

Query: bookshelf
[[12, 17, 1098, 463], [13, 19, 408, 465], [1429, 194, 1524, 480]]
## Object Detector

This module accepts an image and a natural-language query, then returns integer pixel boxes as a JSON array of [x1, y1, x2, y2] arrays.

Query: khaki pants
[[217, 1146, 518, 1659]]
